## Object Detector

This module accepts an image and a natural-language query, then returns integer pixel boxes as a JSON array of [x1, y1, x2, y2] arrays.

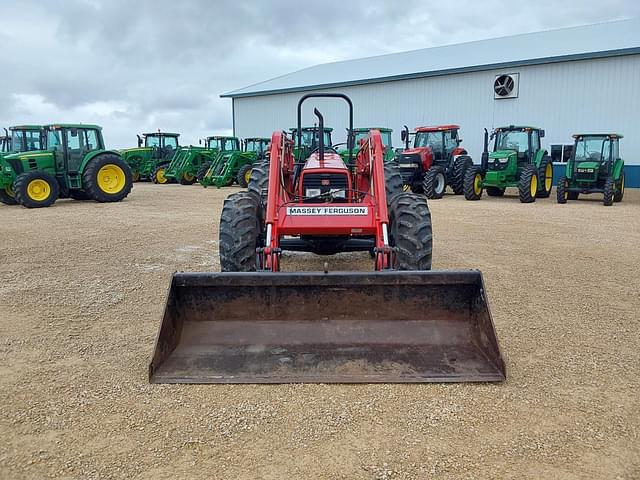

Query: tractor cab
[[289, 127, 333, 160], [557, 134, 625, 206], [337, 128, 394, 163], [488, 126, 544, 171], [243, 138, 270, 158], [142, 132, 180, 161], [401, 125, 464, 166], [8, 125, 45, 154], [207, 136, 240, 152]]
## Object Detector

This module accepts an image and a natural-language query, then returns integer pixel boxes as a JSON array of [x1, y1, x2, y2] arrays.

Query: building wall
[[233, 54, 640, 168]]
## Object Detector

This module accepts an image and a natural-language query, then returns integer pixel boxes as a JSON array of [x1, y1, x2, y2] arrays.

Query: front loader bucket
[[149, 271, 505, 384]]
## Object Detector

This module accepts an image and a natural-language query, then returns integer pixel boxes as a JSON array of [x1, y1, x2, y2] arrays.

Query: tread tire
[[83, 154, 133, 202], [237, 164, 253, 188], [450, 156, 472, 195], [14, 171, 59, 208], [423, 166, 446, 199], [603, 176, 614, 206], [537, 156, 553, 198], [556, 176, 568, 204], [388, 193, 433, 270], [463, 166, 483, 200], [518, 165, 537, 203], [219, 191, 264, 272]]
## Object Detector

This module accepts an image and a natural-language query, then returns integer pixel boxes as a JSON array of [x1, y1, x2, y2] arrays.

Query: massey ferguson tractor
[[148, 94, 505, 385], [395, 125, 473, 199]]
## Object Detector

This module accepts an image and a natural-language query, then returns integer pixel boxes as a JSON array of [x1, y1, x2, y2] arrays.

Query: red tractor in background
[[396, 125, 473, 199]]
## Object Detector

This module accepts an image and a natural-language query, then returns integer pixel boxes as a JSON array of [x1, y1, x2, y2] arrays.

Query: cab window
[[164, 136, 178, 148], [66, 129, 81, 150]]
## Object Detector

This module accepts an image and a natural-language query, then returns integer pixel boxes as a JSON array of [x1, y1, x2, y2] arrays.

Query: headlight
[[305, 188, 321, 197], [330, 189, 346, 199]]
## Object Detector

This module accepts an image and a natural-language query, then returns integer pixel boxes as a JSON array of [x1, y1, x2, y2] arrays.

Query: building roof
[[222, 18, 640, 98]]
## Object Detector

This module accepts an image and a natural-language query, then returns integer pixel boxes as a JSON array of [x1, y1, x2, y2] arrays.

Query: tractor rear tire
[[603, 176, 614, 206], [14, 171, 59, 208], [69, 189, 93, 201], [179, 173, 197, 185], [463, 166, 483, 200], [0, 187, 18, 205], [196, 162, 211, 182], [388, 193, 432, 270], [219, 191, 264, 272], [556, 176, 568, 204], [384, 164, 403, 205], [486, 186, 505, 197], [83, 154, 133, 202], [614, 173, 624, 202], [537, 156, 553, 198], [423, 166, 446, 199], [248, 159, 270, 204], [237, 164, 253, 188], [450, 156, 472, 195], [518, 165, 538, 203]]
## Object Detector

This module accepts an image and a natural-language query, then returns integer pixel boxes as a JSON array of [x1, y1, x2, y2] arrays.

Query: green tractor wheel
[[536, 157, 553, 198], [463, 166, 483, 201], [14, 171, 59, 208], [518, 165, 537, 203], [614, 173, 625, 202], [180, 172, 197, 186], [152, 165, 170, 185], [83, 154, 133, 202], [603, 177, 614, 206], [236, 164, 253, 188], [556, 176, 568, 204], [0, 186, 18, 205]]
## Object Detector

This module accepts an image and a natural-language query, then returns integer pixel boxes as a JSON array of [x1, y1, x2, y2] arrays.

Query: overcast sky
[[1, 0, 638, 148]]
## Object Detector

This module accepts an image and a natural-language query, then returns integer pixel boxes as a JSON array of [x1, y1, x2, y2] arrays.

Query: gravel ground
[[1, 183, 639, 479]]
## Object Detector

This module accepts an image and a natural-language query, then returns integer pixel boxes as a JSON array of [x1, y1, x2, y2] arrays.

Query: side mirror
[[401, 130, 407, 142], [539, 130, 545, 138], [458, 138, 463, 143]]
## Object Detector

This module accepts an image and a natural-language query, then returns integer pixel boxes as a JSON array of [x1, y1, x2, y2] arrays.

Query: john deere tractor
[[557, 133, 625, 206], [0, 124, 132, 208], [120, 131, 180, 183], [1, 125, 45, 204], [194, 136, 241, 183], [395, 125, 473, 199], [163, 141, 219, 186], [199, 137, 269, 188], [464, 125, 553, 203], [337, 127, 395, 163]]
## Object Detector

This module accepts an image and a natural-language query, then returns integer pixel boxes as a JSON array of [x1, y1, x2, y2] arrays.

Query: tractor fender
[[79, 149, 122, 173], [612, 159, 625, 180], [533, 149, 548, 167], [564, 161, 574, 180]]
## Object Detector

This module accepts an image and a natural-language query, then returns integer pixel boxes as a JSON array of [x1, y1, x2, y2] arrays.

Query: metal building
[[222, 19, 640, 185]]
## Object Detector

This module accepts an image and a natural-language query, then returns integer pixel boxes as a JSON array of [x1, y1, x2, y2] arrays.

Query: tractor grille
[[397, 154, 421, 183], [490, 158, 509, 171], [302, 173, 349, 203], [575, 169, 596, 181]]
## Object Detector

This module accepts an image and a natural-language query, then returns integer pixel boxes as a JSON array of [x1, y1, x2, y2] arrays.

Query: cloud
[[1, 0, 638, 147]]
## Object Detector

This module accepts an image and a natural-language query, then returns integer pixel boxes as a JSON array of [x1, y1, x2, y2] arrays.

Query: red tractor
[[220, 93, 432, 271], [396, 125, 473, 199]]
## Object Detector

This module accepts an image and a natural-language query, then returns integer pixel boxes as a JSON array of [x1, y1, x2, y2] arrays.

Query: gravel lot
[[1, 183, 638, 479]]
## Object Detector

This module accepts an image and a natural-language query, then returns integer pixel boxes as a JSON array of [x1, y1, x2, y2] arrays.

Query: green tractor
[[1, 124, 132, 208], [464, 125, 553, 203], [1, 125, 46, 204], [194, 136, 242, 183], [336, 127, 395, 163], [199, 137, 269, 188], [557, 133, 625, 206], [163, 144, 216, 186], [120, 131, 180, 184]]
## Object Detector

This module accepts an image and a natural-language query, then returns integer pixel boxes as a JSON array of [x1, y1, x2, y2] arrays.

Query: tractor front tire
[[614, 173, 625, 202], [248, 159, 270, 204], [388, 193, 432, 270], [0, 186, 18, 205], [196, 162, 211, 182], [486, 186, 505, 197], [463, 166, 483, 200], [450, 156, 472, 195], [556, 176, 568, 204], [603, 177, 614, 206], [14, 171, 59, 208], [537, 156, 553, 198], [237, 164, 253, 188], [518, 165, 538, 203], [219, 191, 264, 272], [179, 172, 197, 185], [151, 165, 169, 185], [83, 154, 133, 202], [423, 166, 446, 199], [384, 164, 403, 204]]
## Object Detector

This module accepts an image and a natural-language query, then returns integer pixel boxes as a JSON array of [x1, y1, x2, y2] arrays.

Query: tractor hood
[[489, 150, 516, 160], [575, 161, 600, 170], [402, 146, 430, 157], [120, 147, 150, 154]]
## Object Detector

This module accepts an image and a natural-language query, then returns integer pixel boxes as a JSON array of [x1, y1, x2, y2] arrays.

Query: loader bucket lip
[[149, 270, 506, 384]]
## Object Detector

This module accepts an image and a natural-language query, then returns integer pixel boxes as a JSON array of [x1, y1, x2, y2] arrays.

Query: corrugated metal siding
[[233, 55, 640, 166]]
